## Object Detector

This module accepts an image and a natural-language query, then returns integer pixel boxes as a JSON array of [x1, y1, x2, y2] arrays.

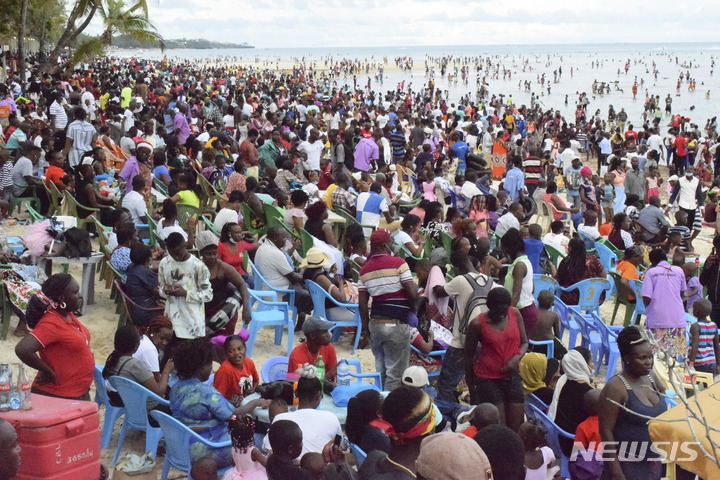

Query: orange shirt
[[45, 165, 66, 187], [212, 358, 259, 401], [616, 260, 640, 300], [288, 342, 338, 381]]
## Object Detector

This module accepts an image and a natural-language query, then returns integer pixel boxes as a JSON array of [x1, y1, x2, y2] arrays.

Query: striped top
[[358, 252, 413, 320], [694, 321, 718, 366]]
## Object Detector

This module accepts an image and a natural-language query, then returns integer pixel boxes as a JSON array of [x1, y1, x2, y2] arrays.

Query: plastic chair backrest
[[568, 278, 611, 312], [150, 410, 230, 475], [554, 295, 570, 328], [590, 312, 617, 352], [351, 443, 367, 466], [578, 230, 597, 251], [609, 271, 630, 304], [440, 231, 453, 252], [524, 393, 548, 420], [176, 204, 201, 232], [533, 274, 559, 299], [93, 364, 113, 407], [544, 244, 566, 267], [599, 237, 623, 257], [345, 258, 360, 282], [595, 242, 618, 273], [109, 376, 168, 429], [261, 356, 290, 383], [628, 279, 645, 317], [298, 228, 314, 257], [568, 307, 596, 347], [305, 279, 330, 318], [529, 404, 574, 464]]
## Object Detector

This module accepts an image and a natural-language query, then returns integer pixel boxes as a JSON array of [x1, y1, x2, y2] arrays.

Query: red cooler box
[[0, 393, 101, 480]]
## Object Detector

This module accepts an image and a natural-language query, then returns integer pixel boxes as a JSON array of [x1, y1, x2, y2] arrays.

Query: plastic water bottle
[[315, 355, 325, 383], [17, 364, 31, 411], [337, 360, 351, 386], [0, 366, 10, 411]]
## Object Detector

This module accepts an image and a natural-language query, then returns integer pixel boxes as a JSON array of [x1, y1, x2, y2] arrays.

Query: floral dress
[[170, 378, 235, 467]]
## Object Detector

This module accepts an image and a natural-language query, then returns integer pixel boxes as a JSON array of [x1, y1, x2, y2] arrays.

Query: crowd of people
[[0, 51, 719, 480]]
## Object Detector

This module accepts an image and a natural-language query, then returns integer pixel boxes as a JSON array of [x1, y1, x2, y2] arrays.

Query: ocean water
[[114, 43, 720, 133]]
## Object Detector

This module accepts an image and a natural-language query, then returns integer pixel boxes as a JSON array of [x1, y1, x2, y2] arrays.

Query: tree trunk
[[38, 14, 48, 61], [39, 0, 100, 73], [17, 0, 29, 86]]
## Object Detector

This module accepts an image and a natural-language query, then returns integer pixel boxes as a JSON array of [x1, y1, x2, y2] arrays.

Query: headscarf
[[547, 349, 591, 421], [519, 352, 548, 395], [388, 404, 437, 444]]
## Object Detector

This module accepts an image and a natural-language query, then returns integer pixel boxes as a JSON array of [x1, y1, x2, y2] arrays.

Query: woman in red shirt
[[217, 222, 258, 278], [464, 287, 528, 432], [15, 273, 94, 400]]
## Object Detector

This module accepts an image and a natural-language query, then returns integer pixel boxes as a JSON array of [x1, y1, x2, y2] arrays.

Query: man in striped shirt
[[358, 229, 418, 391], [63, 107, 97, 168]]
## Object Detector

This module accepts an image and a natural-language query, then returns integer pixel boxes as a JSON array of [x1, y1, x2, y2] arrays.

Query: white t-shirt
[[460, 181, 482, 200], [393, 230, 416, 250], [254, 240, 293, 290], [262, 409, 342, 457], [542, 232, 569, 254], [298, 140, 324, 171], [122, 190, 148, 224], [376, 114, 389, 129], [578, 224, 601, 240], [647, 134, 663, 156], [222, 114, 235, 129], [133, 335, 160, 373], [158, 218, 187, 241], [494, 212, 520, 238]]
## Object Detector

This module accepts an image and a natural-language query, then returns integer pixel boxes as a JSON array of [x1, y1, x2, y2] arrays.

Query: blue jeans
[[437, 346, 466, 403], [369, 320, 410, 391]]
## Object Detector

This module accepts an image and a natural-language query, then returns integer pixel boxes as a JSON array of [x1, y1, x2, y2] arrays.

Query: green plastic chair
[[152, 177, 168, 196], [42, 179, 61, 216], [10, 182, 39, 216], [298, 228, 314, 257], [262, 203, 285, 226], [609, 271, 639, 327], [440, 231, 453, 253], [60, 190, 99, 230], [147, 216, 158, 247], [399, 244, 423, 263], [176, 204, 202, 233], [544, 244, 567, 268], [26, 204, 44, 223], [335, 207, 376, 234], [198, 173, 228, 210], [345, 258, 361, 282], [423, 236, 435, 258], [241, 202, 267, 237]]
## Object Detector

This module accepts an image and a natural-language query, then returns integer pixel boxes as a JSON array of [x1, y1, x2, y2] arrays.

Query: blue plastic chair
[[529, 339, 554, 359], [408, 346, 446, 380], [248, 259, 297, 325], [578, 230, 597, 251], [350, 442, 367, 466], [629, 279, 645, 325], [568, 307, 601, 352], [150, 411, 231, 480], [590, 313, 622, 382], [595, 242, 618, 273], [533, 274, 559, 301], [261, 356, 290, 383], [341, 358, 383, 390], [246, 289, 293, 357], [524, 393, 548, 421], [559, 278, 611, 316], [305, 280, 362, 353], [93, 365, 125, 450], [554, 296, 577, 341], [595, 242, 619, 295], [108, 376, 170, 464], [529, 404, 575, 478]]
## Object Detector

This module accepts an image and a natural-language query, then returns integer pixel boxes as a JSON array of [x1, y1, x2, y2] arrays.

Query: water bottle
[[315, 355, 325, 383], [17, 364, 31, 411], [337, 360, 351, 386], [0, 366, 10, 411]]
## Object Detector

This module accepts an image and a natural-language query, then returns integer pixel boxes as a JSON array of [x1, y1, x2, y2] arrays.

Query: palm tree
[[99, 0, 164, 49]]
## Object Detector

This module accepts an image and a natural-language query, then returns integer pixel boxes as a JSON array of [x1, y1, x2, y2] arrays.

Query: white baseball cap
[[402, 366, 429, 387]]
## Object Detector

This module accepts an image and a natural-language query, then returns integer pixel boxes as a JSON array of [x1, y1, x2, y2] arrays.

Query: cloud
[[86, 0, 720, 48]]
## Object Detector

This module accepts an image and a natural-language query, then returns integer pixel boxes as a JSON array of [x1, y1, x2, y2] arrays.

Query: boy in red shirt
[[288, 315, 338, 381]]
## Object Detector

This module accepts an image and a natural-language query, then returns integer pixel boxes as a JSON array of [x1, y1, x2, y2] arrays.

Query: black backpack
[[63, 227, 92, 258], [455, 273, 494, 335]]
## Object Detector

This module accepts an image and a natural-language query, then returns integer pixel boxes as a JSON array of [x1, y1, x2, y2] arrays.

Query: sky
[[92, 0, 720, 48]]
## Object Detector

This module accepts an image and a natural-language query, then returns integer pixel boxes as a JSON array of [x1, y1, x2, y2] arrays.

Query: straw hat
[[300, 247, 331, 269]]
